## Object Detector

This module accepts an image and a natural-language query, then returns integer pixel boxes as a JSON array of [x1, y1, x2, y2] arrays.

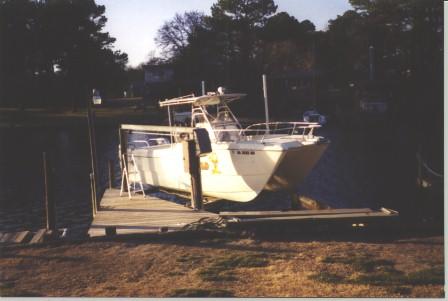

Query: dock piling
[[90, 172, 97, 216], [42, 152, 56, 231], [105, 226, 117, 237], [87, 93, 99, 211], [119, 128, 128, 192], [183, 140, 203, 210], [108, 159, 114, 189]]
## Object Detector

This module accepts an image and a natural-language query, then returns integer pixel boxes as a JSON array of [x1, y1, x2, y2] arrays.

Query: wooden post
[[87, 95, 99, 211], [42, 152, 56, 231], [290, 192, 301, 210], [183, 140, 203, 210], [108, 160, 114, 189], [91, 111, 99, 207], [416, 152, 422, 188], [105, 226, 116, 237], [90, 172, 96, 216], [119, 128, 128, 192]]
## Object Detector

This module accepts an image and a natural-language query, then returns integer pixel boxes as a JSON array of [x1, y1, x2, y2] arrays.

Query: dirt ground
[[0, 230, 444, 298]]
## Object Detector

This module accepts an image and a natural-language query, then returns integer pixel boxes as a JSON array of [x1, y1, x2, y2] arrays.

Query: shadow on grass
[[4, 217, 441, 260], [309, 254, 444, 293], [0, 281, 43, 297], [0, 253, 88, 263], [197, 253, 269, 282], [351, 266, 445, 286], [169, 288, 234, 297], [322, 255, 396, 273], [242, 219, 443, 243]]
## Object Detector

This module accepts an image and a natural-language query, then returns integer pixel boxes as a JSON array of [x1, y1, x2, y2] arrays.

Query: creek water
[[0, 123, 416, 233]]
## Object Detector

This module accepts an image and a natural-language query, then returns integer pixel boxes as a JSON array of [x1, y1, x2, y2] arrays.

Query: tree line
[[0, 0, 128, 109], [148, 0, 442, 122], [0, 0, 442, 123]]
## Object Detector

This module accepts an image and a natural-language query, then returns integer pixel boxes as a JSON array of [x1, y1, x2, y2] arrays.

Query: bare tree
[[155, 11, 206, 58]]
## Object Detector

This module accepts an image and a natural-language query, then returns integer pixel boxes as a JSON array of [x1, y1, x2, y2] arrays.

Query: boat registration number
[[231, 150, 255, 155]]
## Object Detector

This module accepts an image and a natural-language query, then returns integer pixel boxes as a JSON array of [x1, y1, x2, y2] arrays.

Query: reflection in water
[[0, 124, 415, 232]]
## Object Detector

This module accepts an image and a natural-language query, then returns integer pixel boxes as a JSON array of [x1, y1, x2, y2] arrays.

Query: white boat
[[125, 91, 329, 202]]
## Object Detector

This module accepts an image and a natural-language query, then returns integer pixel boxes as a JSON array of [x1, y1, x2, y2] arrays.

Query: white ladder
[[120, 153, 145, 199]]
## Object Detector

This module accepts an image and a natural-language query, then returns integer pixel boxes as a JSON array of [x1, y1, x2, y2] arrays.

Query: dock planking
[[88, 188, 218, 237]]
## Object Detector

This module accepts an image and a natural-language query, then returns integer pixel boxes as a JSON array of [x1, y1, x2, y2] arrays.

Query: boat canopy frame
[[159, 93, 246, 108], [157, 93, 323, 143]]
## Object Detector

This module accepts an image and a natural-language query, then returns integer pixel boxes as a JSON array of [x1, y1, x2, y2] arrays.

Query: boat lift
[[118, 123, 398, 229]]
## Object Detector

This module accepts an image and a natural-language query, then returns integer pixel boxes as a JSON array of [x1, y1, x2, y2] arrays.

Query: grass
[[0, 281, 42, 297], [0, 281, 15, 296], [308, 271, 344, 283], [352, 266, 444, 286], [176, 254, 203, 264], [213, 253, 269, 268], [322, 255, 396, 273], [169, 288, 234, 297], [310, 254, 444, 289], [0, 236, 443, 297], [405, 266, 445, 285], [197, 253, 269, 282], [386, 286, 412, 295], [166, 271, 185, 276]]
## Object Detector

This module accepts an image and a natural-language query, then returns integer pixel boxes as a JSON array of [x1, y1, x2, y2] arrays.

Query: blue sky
[[96, 0, 353, 67]]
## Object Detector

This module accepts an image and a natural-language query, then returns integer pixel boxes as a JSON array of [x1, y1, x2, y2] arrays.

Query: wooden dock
[[88, 189, 218, 237], [88, 190, 399, 238], [220, 208, 399, 224]]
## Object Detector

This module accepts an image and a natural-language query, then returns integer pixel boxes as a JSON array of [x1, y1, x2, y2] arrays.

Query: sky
[[96, 0, 353, 67]]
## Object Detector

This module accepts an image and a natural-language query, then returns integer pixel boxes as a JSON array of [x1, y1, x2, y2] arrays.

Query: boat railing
[[121, 124, 194, 152], [243, 122, 320, 141], [211, 122, 321, 143], [128, 138, 172, 150], [121, 122, 320, 146]]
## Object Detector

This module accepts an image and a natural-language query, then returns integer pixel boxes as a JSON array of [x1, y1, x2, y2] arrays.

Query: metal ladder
[[120, 154, 145, 199]]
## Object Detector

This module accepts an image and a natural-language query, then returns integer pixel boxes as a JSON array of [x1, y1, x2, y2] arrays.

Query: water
[[0, 123, 416, 233], [0, 126, 120, 233]]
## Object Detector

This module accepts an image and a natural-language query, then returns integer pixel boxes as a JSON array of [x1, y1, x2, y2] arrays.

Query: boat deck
[[88, 189, 218, 237]]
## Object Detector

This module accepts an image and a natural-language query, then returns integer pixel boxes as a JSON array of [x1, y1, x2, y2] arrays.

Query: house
[[142, 65, 179, 105], [144, 65, 174, 85]]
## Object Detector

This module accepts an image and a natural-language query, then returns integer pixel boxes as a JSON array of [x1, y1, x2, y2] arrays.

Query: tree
[[261, 12, 303, 41], [0, 0, 128, 108], [259, 12, 316, 73], [349, 0, 443, 160], [206, 0, 278, 90], [261, 12, 315, 41], [320, 10, 369, 85], [0, 0, 36, 107], [343, 0, 443, 121], [152, 0, 320, 116], [155, 11, 206, 59], [210, 0, 277, 26]]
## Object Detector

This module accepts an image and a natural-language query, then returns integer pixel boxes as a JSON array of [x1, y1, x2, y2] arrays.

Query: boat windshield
[[192, 104, 241, 142]]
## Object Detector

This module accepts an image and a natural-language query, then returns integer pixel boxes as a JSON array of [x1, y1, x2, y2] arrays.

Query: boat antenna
[[167, 105, 173, 144], [262, 74, 270, 133], [201, 81, 205, 96]]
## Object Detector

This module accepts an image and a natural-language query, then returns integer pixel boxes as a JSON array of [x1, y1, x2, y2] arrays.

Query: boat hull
[[129, 143, 284, 202], [264, 142, 329, 192], [128, 140, 328, 202]]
